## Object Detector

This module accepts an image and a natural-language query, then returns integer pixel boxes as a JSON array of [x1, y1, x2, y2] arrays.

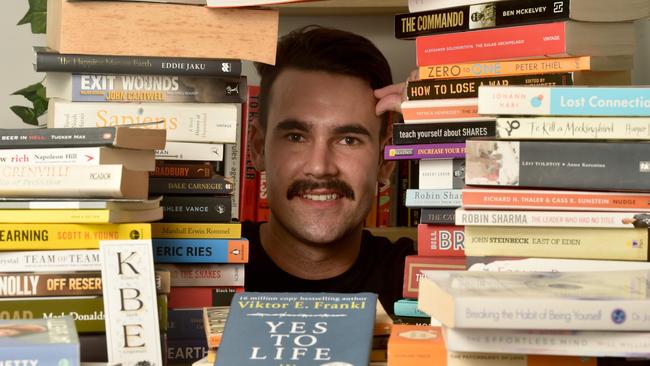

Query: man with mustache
[[243, 25, 415, 313]]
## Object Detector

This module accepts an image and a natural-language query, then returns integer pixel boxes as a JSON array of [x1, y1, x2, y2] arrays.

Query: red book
[[240, 85, 260, 222], [415, 21, 633, 66], [257, 171, 270, 222], [402, 255, 466, 299], [168, 286, 244, 308], [417, 224, 465, 257]]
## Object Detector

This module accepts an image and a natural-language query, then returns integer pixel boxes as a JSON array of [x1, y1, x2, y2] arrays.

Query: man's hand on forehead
[[373, 69, 419, 116]]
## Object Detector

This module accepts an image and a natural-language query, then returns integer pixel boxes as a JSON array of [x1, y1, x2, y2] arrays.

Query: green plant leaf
[[17, 0, 47, 34], [10, 106, 39, 126]]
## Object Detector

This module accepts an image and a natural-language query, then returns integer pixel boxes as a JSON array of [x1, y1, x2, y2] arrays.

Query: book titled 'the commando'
[[217, 292, 377, 366]]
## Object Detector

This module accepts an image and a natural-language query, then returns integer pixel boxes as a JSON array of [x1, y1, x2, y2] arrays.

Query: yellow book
[[0, 223, 151, 250], [418, 56, 632, 80], [152, 223, 241, 239], [0, 208, 163, 223]]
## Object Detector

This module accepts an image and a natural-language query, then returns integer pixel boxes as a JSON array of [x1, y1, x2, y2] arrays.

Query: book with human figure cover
[[216, 292, 377, 366], [0, 317, 79, 365]]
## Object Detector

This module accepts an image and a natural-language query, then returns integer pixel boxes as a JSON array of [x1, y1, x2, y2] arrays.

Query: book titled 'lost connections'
[[216, 292, 377, 366]]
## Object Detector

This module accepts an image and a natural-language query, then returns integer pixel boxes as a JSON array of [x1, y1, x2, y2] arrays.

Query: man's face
[[255, 69, 388, 244]]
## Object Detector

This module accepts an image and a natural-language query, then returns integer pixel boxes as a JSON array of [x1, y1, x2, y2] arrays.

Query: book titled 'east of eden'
[[216, 292, 377, 366]]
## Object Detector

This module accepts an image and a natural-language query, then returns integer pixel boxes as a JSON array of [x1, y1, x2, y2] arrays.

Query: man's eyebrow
[[275, 119, 311, 132], [333, 124, 371, 137]]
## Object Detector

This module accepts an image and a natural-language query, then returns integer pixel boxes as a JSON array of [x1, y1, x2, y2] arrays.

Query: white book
[[466, 257, 650, 272], [444, 327, 650, 358], [48, 98, 239, 143], [0, 197, 161, 210], [455, 208, 650, 228], [224, 104, 242, 220], [100, 240, 162, 366], [418, 269, 650, 330], [419, 159, 464, 190], [495, 116, 650, 140], [401, 98, 494, 123], [0, 146, 155, 171], [155, 141, 224, 161], [0, 250, 101, 272], [0, 164, 149, 199]]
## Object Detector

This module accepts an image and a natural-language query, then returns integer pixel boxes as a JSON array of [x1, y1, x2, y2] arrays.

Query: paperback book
[[0, 317, 79, 365], [216, 292, 377, 366]]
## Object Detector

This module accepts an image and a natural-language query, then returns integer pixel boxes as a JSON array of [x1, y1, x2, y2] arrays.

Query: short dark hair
[[255, 25, 393, 138]]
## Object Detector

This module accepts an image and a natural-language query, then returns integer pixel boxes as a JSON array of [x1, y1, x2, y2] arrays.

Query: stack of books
[[36, 0, 280, 363], [0, 125, 167, 362]]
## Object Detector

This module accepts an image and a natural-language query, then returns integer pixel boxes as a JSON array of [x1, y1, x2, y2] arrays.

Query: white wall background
[[1, 3, 649, 129]]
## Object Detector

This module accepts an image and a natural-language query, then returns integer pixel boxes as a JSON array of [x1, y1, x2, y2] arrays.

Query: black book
[[149, 175, 234, 195], [393, 121, 496, 145], [160, 195, 232, 222]]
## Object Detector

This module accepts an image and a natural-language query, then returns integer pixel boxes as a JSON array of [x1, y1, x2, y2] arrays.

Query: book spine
[[407, 73, 572, 100], [0, 223, 151, 251], [257, 171, 270, 222], [35, 50, 243, 76], [152, 238, 249, 263], [155, 263, 245, 287], [0, 147, 154, 172], [0, 164, 148, 199], [416, 21, 568, 66], [151, 223, 242, 239], [393, 299, 429, 318], [167, 308, 205, 340], [165, 338, 210, 364], [0, 272, 102, 297], [465, 140, 650, 191], [203, 306, 229, 348], [49, 100, 239, 144], [464, 226, 649, 261], [465, 257, 650, 272], [418, 56, 601, 79], [150, 161, 221, 179], [0, 318, 79, 365], [495, 117, 650, 140], [0, 127, 129, 149], [417, 224, 465, 256], [462, 188, 650, 211], [160, 195, 232, 222], [392, 121, 496, 145], [402, 100, 483, 123], [479, 86, 650, 116], [224, 104, 243, 221], [419, 208, 456, 225], [100, 240, 162, 365], [168, 286, 243, 308], [396, 0, 569, 39], [240, 85, 261, 222], [148, 175, 234, 195], [455, 208, 650, 228], [419, 159, 465, 190], [405, 189, 463, 208], [0, 209, 118, 224], [384, 143, 466, 160], [444, 328, 650, 358], [155, 141, 224, 162], [48, 73, 247, 103], [403, 255, 467, 298], [0, 250, 101, 272]]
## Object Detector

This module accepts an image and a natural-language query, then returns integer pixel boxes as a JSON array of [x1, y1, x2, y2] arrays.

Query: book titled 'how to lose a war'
[[216, 292, 377, 366]]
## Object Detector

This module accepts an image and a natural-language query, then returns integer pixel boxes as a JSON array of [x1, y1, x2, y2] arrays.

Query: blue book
[[152, 238, 249, 263], [167, 308, 205, 340], [479, 86, 650, 116], [216, 292, 377, 366], [0, 317, 79, 365], [405, 189, 462, 208]]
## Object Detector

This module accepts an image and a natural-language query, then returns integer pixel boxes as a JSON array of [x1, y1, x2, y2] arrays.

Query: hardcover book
[[46, 72, 247, 104], [396, 0, 648, 39], [465, 140, 650, 191], [0, 126, 166, 150], [418, 56, 634, 80], [34, 47, 243, 76], [216, 292, 377, 366], [0, 317, 79, 366], [46, 0, 279, 64], [478, 86, 650, 116], [418, 269, 650, 330], [416, 21, 634, 66], [48, 99, 240, 144]]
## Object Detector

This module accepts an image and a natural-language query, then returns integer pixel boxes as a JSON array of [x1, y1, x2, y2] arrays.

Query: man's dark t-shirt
[[242, 221, 415, 314]]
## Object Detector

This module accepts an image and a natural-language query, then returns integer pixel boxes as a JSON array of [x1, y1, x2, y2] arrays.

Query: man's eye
[[287, 134, 304, 143], [339, 136, 360, 145]]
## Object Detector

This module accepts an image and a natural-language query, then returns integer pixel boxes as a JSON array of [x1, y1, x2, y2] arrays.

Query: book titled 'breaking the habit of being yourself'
[[216, 292, 377, 366]]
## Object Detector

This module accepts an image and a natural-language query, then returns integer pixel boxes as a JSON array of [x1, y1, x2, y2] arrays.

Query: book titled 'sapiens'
[[216, 292, 377, 366], [0, 317, 79, 365], [48, 99, 240, 144]]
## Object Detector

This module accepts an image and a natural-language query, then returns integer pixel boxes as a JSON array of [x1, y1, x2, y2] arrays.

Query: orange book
[[388, 324, 597, 366], [401, 99, 493, 123]]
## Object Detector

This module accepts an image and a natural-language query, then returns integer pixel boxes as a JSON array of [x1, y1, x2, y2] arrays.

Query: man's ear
[[249, 120, 266, 172]]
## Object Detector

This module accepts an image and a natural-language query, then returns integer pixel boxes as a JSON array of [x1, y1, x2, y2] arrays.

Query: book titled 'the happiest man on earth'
[[216, 292, 377, 366]]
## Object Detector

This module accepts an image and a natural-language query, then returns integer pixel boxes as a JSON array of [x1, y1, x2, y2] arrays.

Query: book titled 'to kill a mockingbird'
[[216, 292, 377, 366]]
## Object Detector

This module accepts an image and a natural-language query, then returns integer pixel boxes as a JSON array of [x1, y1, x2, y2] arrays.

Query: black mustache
[[287, 179, 355, 200]]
